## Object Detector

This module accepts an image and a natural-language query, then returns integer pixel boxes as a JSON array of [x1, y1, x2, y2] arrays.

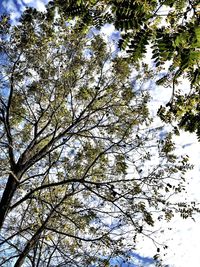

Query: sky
[[0, 0, 49, 20], [0, 0, 200, 267]]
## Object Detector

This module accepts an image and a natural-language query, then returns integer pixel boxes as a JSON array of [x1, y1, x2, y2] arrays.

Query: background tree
[[0, 8, 197, 267]]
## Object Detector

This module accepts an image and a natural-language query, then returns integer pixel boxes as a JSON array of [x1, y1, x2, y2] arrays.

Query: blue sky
[[0, 1, 200, 267], [0, 0, 49, 21]]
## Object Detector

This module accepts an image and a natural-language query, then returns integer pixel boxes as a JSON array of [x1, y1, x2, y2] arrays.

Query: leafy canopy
[[49, 0, 200, 138], [0, 7, 198, 267]]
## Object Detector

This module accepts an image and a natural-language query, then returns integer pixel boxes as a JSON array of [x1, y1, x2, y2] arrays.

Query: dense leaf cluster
[[49, 0, 200, 138]]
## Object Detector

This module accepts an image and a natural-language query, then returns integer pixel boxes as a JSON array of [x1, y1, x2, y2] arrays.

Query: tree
[[49, 0, 200, 138], [0, 8, 197, 267]]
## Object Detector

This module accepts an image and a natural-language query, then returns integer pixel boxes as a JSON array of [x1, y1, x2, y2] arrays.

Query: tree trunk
[[0, 173, 19, 230], [14, 229, 43, 267], [14, 209, 54, 267]]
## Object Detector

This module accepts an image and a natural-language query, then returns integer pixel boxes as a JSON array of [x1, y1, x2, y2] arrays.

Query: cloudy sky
[[1, 0, 49, 19], [0, 1, 200, 266]]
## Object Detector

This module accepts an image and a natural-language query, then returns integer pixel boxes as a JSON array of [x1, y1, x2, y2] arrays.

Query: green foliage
[[50, 0, 200, 137], [0, 6, 198, 267], [157, 89, 200, 141]]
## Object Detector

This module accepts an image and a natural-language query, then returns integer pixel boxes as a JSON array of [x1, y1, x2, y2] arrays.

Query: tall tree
[[0, 8, 197, 266]]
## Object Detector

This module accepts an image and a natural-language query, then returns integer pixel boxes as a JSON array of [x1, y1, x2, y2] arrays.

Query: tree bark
[[14, 206, 55, 267], [14, 227, 43, 267], [0, 173, 19, 230]]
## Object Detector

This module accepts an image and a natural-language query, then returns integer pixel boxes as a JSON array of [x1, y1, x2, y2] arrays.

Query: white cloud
[[139, 78, 200, 267], [2, 0, 22, 21], [2, 0, 16, 10], [22, 0, 34, 3], [27, 0, 48, 12], [1, 0, 50, 23], [100, 23, 115, 37]]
